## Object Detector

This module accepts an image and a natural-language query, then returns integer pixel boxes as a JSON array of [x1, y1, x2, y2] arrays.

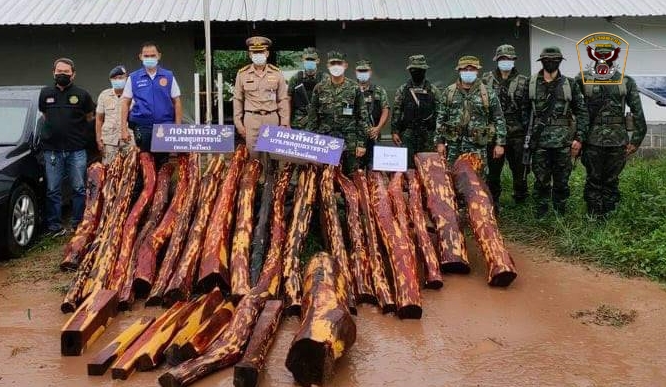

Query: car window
[[0, 99, 30, 145]]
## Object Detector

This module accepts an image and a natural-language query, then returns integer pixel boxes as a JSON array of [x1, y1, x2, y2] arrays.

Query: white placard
[[372, 145, 408, 172]]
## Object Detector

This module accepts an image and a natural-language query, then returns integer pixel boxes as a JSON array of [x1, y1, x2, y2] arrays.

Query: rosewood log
[[406, 170, 444, 289], [233, 300, 283, 387], [61, 162, 106, 271], [108, 152, 156, 292], [177, 301, 235, 362], [451, 153, 518, 287], [61, 288, 119, 356], [158, 292, 266, 387], [249, 168, 275, 287], [352, 171, 395, 313], [369, 171, 422, 319], [414, 152, 470, 273], [134, 154, 189, 297], [147, 153, 201, 307], [119, 162, 175, 310], [198, 145, 248, 292], [285, 252, 356, 386], [87, 316, 155, 375], [163, 156, 225, 305], [230, 159, 263, 301], [282, 165, 318, 316]]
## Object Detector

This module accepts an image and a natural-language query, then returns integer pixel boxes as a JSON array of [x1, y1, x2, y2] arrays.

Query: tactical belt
[[245, 110, 277, 115], [547, 118, 570, 126], [594, 116, 624, 125]]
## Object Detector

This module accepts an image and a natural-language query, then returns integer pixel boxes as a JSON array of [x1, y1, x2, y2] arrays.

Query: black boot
[[553, 201, 566, 216], [535, 203, 548, 219]]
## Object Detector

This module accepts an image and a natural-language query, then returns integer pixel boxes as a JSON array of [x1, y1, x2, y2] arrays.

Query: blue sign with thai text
[[150, 124, 235, 153], [254, 125, 344, 165]]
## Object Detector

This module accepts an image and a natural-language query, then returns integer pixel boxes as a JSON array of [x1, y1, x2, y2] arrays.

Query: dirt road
[[1, 241, 665, 387]]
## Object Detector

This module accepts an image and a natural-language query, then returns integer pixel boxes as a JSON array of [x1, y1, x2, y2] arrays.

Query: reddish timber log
[[321, 166, 356, 313], [254, 164, 294, 297], [285, 252, 356, 386], [177, 301, 235, 362], [111, 300, 199, 380], [60, 156, 124, 313], [163, 156, 225, 304], [119, 162, 175, 310], [61, 288, 119, 356], [107, 152, 156, 292], [233, 300, 283, 387], [452, 153, 518, 286], [134, 154, 189, 297], [352, 171, 395, 313], [87, 316, 155, 375], [147, 153, 201, 307], [249, 168, 275, 287], [336, 171, 376, 304], [369, 171, 422, 319], [414, 152, 470, 273], [198, 145, 248, 292], [84, 148, 139, 296], [60, 162, 106, 271], [282, 165, 318, 316], [164, 289, 225, 365], [230, 159, 263, 301], [406, 170, 444, 289], [158, 292, 266, 387]]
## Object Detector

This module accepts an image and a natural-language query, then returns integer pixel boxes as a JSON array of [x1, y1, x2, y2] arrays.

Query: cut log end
[[60, 332, 84, 357], [164, 345, 186, 367], [60, 301, 77, 314], [87, 355, 117, 376], [111, 367, 132, 380], [117, 300, 132, 312], [285, 339, 333, 387], [424, 279, 444, 290], [135, 353, 157, 372], [489, 271, 517, 287], [133, 279, 152, 299], [162, 289, 187, 308], [144, 295, 163, 307], [195, 275, 221, 295], [233, 363, 259, 387], [284, 304, 301, 317], [396, 305, 423, 320], [440, 261, 471, 274], [176, 343, 198, 363], [158, 372, 184, 387]]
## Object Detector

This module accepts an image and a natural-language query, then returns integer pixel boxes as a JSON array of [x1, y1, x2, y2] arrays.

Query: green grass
[[498, 154, 666, 281]]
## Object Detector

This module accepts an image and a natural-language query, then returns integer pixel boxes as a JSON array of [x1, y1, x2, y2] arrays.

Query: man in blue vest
[[120, 41, 182, 164]]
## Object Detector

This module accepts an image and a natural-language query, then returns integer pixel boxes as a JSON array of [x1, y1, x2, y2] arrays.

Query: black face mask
[[409, 69, 426, 85], [542, 60, 561, 73], [55, 74, 72, 87]]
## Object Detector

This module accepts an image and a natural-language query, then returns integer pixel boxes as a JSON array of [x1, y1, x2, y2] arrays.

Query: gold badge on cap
[[159, 77, 168, 87], [69, 95, 79, 104]]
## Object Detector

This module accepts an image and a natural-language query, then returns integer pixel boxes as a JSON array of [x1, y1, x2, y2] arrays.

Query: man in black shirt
[[38, 58, 95, 236]]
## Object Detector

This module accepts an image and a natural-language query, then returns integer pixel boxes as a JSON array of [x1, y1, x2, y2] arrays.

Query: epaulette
[[238, 64, 251, 73], [268, 63, 280, 71]]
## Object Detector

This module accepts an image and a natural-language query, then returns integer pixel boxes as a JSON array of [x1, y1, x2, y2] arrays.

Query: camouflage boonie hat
[[355, 59, 372, 70], [302, 47, 318, 60], [406, 55, 429, 70], [246, 36, 272, 52], [456, 55, 482, 70], [493, 44, 517, 61], [327, 51, 347, 62], [537, 46, 565, 61]]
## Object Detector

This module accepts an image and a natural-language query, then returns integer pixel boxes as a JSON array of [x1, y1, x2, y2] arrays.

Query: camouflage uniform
[[392, 55, 442, 168], [482, 44, 530, 204], [528, 47, 589, 216], [288, 47, 328, 129], [356, 59, 390, 169], [307, 51, 370, 176], [575, 66, 647, 217], [436, 56, 507, 172]]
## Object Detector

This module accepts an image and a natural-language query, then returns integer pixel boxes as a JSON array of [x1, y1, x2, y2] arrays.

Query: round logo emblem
[[159, 77, 168, 87], [68, 95, 79, 104]]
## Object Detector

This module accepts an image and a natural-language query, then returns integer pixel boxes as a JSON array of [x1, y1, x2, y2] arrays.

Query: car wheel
[[5, 183, 38, 257]]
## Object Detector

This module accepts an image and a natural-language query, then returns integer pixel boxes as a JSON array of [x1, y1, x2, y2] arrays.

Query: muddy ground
[[1, 239, 665, 387]]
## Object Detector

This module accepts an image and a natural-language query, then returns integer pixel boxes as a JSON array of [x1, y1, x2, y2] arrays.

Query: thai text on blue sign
[[254, 125, 344, 165], [150, 124, 235, 153]]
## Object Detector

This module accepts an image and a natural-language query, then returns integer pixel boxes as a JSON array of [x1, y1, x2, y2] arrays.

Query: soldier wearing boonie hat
[[288, 47, 327, 129], [355, 59, 390, 168], [96, 64, 134, 164]]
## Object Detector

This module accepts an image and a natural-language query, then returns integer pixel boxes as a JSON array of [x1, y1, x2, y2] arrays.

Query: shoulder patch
[[238, 64, 251, 73], [268, 64, 280, 71]]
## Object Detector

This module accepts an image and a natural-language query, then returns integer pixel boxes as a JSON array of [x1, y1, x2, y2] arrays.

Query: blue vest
[[129, 67, 175, 126]]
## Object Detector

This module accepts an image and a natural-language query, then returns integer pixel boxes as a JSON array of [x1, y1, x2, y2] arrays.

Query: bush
[[499, 155, 666, 281]]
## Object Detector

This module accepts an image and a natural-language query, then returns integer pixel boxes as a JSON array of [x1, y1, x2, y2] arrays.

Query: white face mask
[[497, 60, 515, 71], [356, 72, 370, 83], [251, 53, 267, 66], [329, 65, 345, 77]]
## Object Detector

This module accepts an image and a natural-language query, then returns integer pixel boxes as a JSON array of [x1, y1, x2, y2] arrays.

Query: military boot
[[553, 201, 566, 216], [535, 203, 549, 219]]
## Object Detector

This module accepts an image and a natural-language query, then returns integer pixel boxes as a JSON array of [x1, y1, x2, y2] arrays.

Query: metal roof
[[1, 0, 665, 25]]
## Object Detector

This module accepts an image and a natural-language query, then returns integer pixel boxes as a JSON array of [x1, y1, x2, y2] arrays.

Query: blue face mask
[[142, 58, 158, 69], [497, 60, 515, 72], [460, 71, 478, 84], [303, 60, 317, 72], [110, 79, 126, 90], [356, 72, 370, 83]]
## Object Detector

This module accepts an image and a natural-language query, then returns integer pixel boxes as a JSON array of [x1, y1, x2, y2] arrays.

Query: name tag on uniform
[[342, 104, 353, 116], [268, 90, 277, 101], [46, 97, 55, 104]]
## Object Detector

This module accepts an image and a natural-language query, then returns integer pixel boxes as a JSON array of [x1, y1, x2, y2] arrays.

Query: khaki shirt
[[96, 88, 125, 145], [233, 64, 289, 128]]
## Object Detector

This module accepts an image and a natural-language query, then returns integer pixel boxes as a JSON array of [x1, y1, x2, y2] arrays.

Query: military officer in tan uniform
[[96, 65, 134, 164], [233, 36, 290, 164]]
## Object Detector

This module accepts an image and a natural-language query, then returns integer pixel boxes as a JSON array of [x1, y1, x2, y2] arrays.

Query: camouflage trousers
[[447, 139, 488, 175], [581, 144, 626, 215], [486, 137, 528, 204], [291, 112, 308, 130], [401, 127, 434, 168], [531, 147, 572, 211]]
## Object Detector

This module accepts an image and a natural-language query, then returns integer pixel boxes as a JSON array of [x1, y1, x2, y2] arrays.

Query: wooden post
[[87, 316, 154, 375], [61, 288, 119, 356]]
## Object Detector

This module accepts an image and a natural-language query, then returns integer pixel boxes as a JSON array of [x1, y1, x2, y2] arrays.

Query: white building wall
[[530, 16, 666, 123]]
